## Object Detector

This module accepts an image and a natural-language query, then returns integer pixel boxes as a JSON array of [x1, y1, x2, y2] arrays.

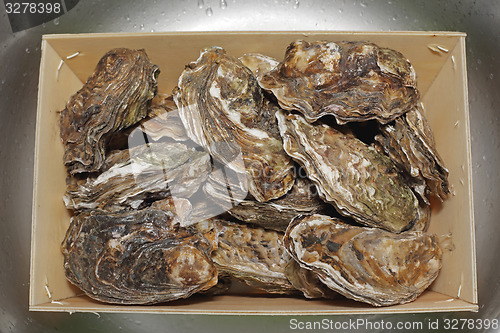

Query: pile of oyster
[[60, 40, 449, 307]]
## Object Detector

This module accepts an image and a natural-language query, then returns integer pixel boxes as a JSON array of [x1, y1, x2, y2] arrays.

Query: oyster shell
[[259, 40, 418, 124], [61, 208, 218, 304], [64, 142, 211, 212], [284, 259, 338, 299], [60, 48, 159, 174], [239, 53, 279, 80], [277, 111, 419, 233], [375, 106, 450, 202], [207, 218, 297, 294], [284, 214, 442, 306], [139, 94, 189, 142], [224, 177, 326, 231], [173, 46, 295, 202]]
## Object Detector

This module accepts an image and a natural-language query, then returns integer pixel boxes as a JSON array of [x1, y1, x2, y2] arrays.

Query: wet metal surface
[[0, 0, 499, 332]]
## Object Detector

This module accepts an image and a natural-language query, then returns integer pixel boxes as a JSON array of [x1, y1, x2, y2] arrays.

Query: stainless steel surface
[[0, 0, 498, 332]]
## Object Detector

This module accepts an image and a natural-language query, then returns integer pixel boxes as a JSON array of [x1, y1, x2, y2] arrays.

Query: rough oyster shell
[[223, 177, 326, 231], [260, 40, 418, 124], [284, 214, 442, 306], [206, 218, 297, 294], [61, 208, 218, 304], [64, 142, 211, 212], [139, 94, 189, 142], [60, 48, 159, 174], [284, 259, 338, 299], [375, 106, 450, 202], [173, 46, 295, 202], [277, 111, 419, 233]]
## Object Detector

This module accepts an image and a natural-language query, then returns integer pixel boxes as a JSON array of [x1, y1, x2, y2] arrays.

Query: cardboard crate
[[30, 31, 477, 314]]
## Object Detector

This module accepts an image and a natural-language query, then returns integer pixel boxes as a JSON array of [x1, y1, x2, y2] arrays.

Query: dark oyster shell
[[260, 40, 418, 124], [284, 214, 442, 306], [277, 111, 419, 233], [60, 48, 159, 174], [224, 177, 326, 231], [173, 46, 295, 202], [375, 106, 450, 202], [64, 142, 211, 212], [61, 209, 218, 304], [139, 94, 189, 142]]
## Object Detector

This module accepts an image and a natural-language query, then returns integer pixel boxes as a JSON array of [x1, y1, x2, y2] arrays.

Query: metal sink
[[1, 0, 499, 331]]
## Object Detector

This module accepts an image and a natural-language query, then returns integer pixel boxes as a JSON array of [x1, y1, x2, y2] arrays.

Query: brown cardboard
[[30, 31, 477, 314]]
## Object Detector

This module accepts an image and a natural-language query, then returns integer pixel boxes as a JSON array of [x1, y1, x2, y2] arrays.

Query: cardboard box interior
[[30, 31, 477, 314]]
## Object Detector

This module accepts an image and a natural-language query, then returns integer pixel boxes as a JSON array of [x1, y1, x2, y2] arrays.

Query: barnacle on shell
[[284, 214, 442, 306], [60, 48, 159, 174]]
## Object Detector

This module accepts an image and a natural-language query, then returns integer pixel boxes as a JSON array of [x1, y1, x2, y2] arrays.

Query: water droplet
[[161, 11, 165, 16], [198, 0, 204, 9], [489, 73, 494, 80], [125, 15, 130, 21], [391, 15, 398, 21], [150, 29, 155, 32], [220, 0, 227, 9], [139, 24, 144, 30], [53, 18, 60, 25], [182, 8, 187, 14], [205, 7, 213, 16], [25, 48, 30, 54], [293, 0, 300, 8], [360, 2, 367, 7], [338, 8, 343, 13], [477, 58, 482, 65]]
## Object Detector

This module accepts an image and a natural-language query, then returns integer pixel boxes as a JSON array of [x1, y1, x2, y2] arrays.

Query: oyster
[[174, 46, 295, 202], [60, 48, 159, 174], [207, 218, 297, 294], [285, 259, 338, 299], [61, 208, 218, 304], [277, 111, 419, 233], [224, 177, 326, 231], [284, 214, 442, 306], [139, 94, 189, 142], [239, 53, 279, 80], [260, 40, 418, 124], [375, 106, 450, 202], [64, 142, 211, 212]]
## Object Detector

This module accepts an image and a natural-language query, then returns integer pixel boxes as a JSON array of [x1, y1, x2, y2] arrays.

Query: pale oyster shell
[[61, 208, 218, 304], [60, 48, 159, 174], [64, 142, 211, 212], [139, 94, 189, 142], [276, 111, 419, 233], [284, 259, 338, 299], [260, 40, 418, 124], [375, 106, 450, 202], [173, 46, 295, 202], [239, 53, 279, 80], [284, 214, 442, 306]]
